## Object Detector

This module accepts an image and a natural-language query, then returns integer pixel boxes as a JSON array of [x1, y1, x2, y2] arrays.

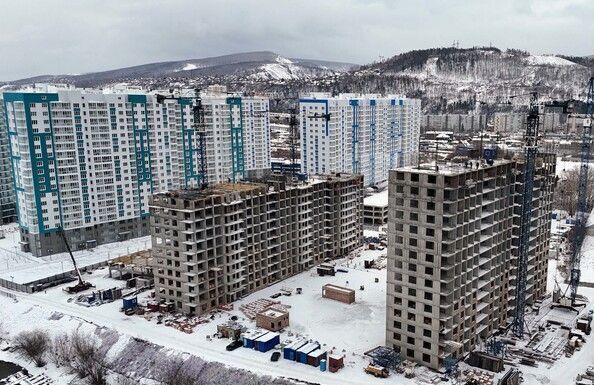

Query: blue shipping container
[[296, 343, 320, 364], [283, 340, 307, 360], [255, 333, 280, 353]]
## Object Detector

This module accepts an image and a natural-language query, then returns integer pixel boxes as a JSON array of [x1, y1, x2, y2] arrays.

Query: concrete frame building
[[3, 85, 270, 256], [0, 100, 17, 224], [149, 173, 363, 315], [299, 93, 421, 187], [386, 156, 555, 369]]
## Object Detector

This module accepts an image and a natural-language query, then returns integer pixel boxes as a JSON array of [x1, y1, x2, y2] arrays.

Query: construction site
[[0, 80, 593, 385]]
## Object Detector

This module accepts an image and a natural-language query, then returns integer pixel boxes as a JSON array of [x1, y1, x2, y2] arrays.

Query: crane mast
[[568, 77, 594, 304], [511, 91, 539, 337]]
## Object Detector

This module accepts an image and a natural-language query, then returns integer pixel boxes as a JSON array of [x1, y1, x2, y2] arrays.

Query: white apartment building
[[299, 94, 421, 187], [3, 85, 270, 256], [0, 100, 17, 224]]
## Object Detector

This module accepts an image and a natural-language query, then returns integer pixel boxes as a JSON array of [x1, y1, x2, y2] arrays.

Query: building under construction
[[386, 154, 555, 370], [149, 173, 363, 315]]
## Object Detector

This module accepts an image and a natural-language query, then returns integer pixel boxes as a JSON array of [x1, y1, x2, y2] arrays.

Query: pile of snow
[[526, 55, 577, 67]]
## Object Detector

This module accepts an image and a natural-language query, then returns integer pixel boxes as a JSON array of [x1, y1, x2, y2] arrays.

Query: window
[[424, 292, 433, 300], [407, 349, 414, 358], [427, 189, 436, 197], [422, 353, 431, 363], [411, 174, 419, 182], [407, 325, 415, 333], [424, 304, 432, 313], [407, 336, 415, 345], [408, 300, 416, 309], [423, 329, 432, 338], [423, 341, 431, 350], [428, 175, 436, 184]]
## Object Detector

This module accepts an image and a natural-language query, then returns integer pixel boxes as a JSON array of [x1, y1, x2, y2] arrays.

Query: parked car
[[226, 339, 243, 351], [271, 352, 281, 362]]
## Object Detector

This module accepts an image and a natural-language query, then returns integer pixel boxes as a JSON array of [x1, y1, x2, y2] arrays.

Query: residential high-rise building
[[149, 173, 363, 315], [0, 100, 17, 224], [386, 156, 555, 370], [299, 94, 421, 186], [2, 85, 270, 256]]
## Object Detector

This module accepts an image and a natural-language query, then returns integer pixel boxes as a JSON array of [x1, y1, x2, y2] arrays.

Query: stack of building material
[[462, 368, 494, 385], [239, 299, 281, 319]]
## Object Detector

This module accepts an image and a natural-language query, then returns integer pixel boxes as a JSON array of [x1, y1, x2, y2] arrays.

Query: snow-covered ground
[[526, 55, 577, 67], [0, 248, 432, 385], [556, 156, 581, 176], [0, 223, 150, 285]]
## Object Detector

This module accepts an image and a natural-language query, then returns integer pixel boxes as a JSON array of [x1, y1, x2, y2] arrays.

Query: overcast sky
[[1, 0, 592, 80]]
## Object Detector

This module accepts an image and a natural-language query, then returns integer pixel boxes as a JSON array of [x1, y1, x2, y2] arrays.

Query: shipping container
[[241, 330, 267, 349], [307, 348, 327, 367], [296, 342, 320, 364], [283, 339, 308, 361], [254, 332, 280, 353]]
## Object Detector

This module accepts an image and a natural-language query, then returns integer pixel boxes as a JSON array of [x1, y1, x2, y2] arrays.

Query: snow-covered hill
[[1, 51, 358, 87]]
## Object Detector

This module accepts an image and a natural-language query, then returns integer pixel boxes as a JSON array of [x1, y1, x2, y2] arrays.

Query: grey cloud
[[1, 0, 592, 80]]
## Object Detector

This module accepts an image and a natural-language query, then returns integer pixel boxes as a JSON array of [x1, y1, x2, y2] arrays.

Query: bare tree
[[554, 168, 594, 217], [65, 330, 111, 385], [49, 333, 72, 368], [156, 357, 198, 385], [12, 329, 50, 367]]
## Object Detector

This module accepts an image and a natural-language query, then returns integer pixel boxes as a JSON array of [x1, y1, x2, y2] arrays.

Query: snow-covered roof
[[296, 342, 320, 353], [364, 190, 388, 208], [308, 348, 327, 358], [255, 332, 280, 343]]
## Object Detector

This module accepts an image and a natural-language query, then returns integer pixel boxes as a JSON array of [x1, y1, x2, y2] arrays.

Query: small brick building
[[256, 308, 290, 331], [322, 284, 355, 304]]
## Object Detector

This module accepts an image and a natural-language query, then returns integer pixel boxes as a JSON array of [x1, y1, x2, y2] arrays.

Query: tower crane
[[156, 89, 208, 189], [557, 76, 594, 308], [510, 91, 540, 338]]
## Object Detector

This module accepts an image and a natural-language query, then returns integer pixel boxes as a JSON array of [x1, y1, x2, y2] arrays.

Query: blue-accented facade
[[227, 97, 245, 182], [3, 92, 61, 234], [128, 94, 153, 218]]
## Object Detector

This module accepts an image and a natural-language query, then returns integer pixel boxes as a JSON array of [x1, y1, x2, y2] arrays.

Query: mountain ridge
[[1, 51, 359, 86]]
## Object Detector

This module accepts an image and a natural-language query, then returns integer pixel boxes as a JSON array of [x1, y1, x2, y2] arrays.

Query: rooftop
[[364, 190, 388, 208], [395, 159, 514, 177]]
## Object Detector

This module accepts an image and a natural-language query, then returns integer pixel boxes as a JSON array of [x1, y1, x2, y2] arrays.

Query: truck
[[364, 364, 389, 378]]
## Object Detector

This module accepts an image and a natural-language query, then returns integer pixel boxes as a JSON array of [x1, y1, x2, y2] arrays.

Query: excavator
[[58, 227, 94, 294]]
